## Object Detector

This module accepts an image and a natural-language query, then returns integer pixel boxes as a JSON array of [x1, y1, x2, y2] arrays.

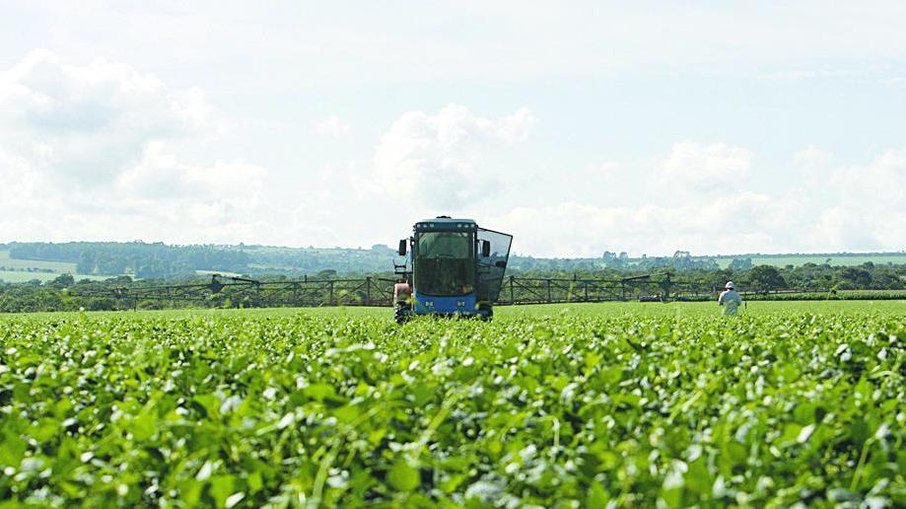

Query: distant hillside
[[3, 242, 250, 279], [1, 242, 905, 281]]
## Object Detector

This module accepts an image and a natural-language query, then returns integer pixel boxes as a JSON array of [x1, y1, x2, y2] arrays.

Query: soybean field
[[0, 302, 904, 507]]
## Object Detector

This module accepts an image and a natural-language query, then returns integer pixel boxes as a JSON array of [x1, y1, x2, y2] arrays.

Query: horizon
[[2, 238, 905, 261], [2, 3, 906, 257]]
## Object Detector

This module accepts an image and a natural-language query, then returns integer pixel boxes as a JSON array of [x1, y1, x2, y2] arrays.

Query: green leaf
[[210, 475, 235, 508], [131, 413, 156, 441], [303, 383, 336, 401], [684, 459, 712, 494], [0, 431, 26, 467], [333, 404, 360, 424], [247, 470, 263, 493], [194, 393, 221, 419], [387, 460, 420, 492], [586, 482, 609, 507]]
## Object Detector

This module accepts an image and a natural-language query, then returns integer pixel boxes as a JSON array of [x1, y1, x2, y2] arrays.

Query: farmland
[[0, 302, 903, 507], [0, 251, 107, 284], [0, 250, 77, 284]]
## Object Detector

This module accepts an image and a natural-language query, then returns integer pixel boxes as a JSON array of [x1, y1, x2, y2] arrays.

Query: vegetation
[[3, 243, 906, 281], [0, 259, 904, 313], [712, 253, 906, 269], [0, 303, 903, 507], [5, 243, 250, 279], [1, 241, 903, 314]]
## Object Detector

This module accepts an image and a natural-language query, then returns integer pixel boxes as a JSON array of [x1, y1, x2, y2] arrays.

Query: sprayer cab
[[394, 217, 512, 323]]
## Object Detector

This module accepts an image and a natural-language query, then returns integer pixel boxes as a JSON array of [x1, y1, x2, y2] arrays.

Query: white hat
[[725, 281, 734, 289]]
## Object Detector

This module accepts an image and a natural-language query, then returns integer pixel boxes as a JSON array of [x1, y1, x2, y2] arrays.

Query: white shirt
[[718, 289, 742, 315]]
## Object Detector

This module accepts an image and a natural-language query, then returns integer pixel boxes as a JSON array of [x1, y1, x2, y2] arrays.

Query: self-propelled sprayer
[[393, 217, 512, 323]]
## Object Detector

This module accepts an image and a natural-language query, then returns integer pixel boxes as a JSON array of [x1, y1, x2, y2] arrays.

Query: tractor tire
[[477, 303, 493, 321], [394, 304, 412, 324]]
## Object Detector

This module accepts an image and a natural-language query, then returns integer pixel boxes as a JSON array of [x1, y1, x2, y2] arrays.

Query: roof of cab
[[414, 216, 477, 231]]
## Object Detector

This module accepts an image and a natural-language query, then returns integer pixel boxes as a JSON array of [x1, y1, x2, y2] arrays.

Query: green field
[[0, 270, 62, 283], [0, 250, 113, 283], [0, 250, 77, 273], [0, 250, 75, 283], [1, 302, 903, 507], [0, 270, 109, 284]]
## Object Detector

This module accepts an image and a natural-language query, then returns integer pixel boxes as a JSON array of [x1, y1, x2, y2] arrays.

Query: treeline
[[1, 262, 904, 313], [7, 242, 250, 278], [4, 241, 738, 280], [512, 262, 906, 292], [6, 241, 906, 279]]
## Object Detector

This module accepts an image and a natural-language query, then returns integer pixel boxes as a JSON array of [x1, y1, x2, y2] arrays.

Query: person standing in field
[[718, 281, 743, 315]]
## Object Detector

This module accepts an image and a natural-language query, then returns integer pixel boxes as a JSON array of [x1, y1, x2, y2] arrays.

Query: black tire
[[394, 304, 412, 324]]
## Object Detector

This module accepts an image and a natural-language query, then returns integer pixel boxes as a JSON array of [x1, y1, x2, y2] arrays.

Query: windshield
[[414, 231, 475, 296]]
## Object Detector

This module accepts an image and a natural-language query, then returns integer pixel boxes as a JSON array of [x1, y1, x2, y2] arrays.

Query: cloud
[[810, 149, 906, 249], [315, 115, 350, 138], [370, 104, 535, 210], [488, 143, 852, 257], [792, 145, 833, 170], [758, 67, 876, 82], [11, 2, 906, 89], [494, 190, 799, 258], [658, 142, 752, 198], [0, 49, 211, 188], [0, 50, 267, 243], [0, 149, 37, 206], [491, 142, 906, 257], [116, 143, 266, 224]]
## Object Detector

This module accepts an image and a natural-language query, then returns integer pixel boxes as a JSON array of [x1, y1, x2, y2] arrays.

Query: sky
[[1, 1, 906, 258]]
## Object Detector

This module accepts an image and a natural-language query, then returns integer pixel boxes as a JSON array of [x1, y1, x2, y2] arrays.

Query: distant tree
[[317, 269, 337, 279], [748, 265, 786, 291], [728, 258, 753, 271], [839, 267, 872, 289], [49, 273, 75, 289]]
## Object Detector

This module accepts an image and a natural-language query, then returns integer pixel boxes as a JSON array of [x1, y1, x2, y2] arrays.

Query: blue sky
[[1, 1, 905, 257]]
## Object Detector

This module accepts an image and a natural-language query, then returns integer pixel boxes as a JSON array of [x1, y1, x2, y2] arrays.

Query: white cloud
[[591, 162, 622, 176], [494, 189, 800, 258], [810, 149, 906, 250], [1, 45, 904, 258], [792, 145, 833, 171], [880, 77, 906, 87], [9, 3, 906, 88], [0, 49, 209, 188], [370, 104, 535, 210], [116, 143, 266, 223], [0, 50, 267, 243], [315, 115, 350, 138], [491, 143, 906, 257], [658, 142, 752, 198], [0, 149, 37, 206]]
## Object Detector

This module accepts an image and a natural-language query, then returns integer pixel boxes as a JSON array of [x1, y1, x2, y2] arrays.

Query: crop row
[[0, 308, 903, 507]]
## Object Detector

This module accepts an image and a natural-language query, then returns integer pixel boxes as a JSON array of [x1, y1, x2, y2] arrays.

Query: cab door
[[476, 228, 512, 303]]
